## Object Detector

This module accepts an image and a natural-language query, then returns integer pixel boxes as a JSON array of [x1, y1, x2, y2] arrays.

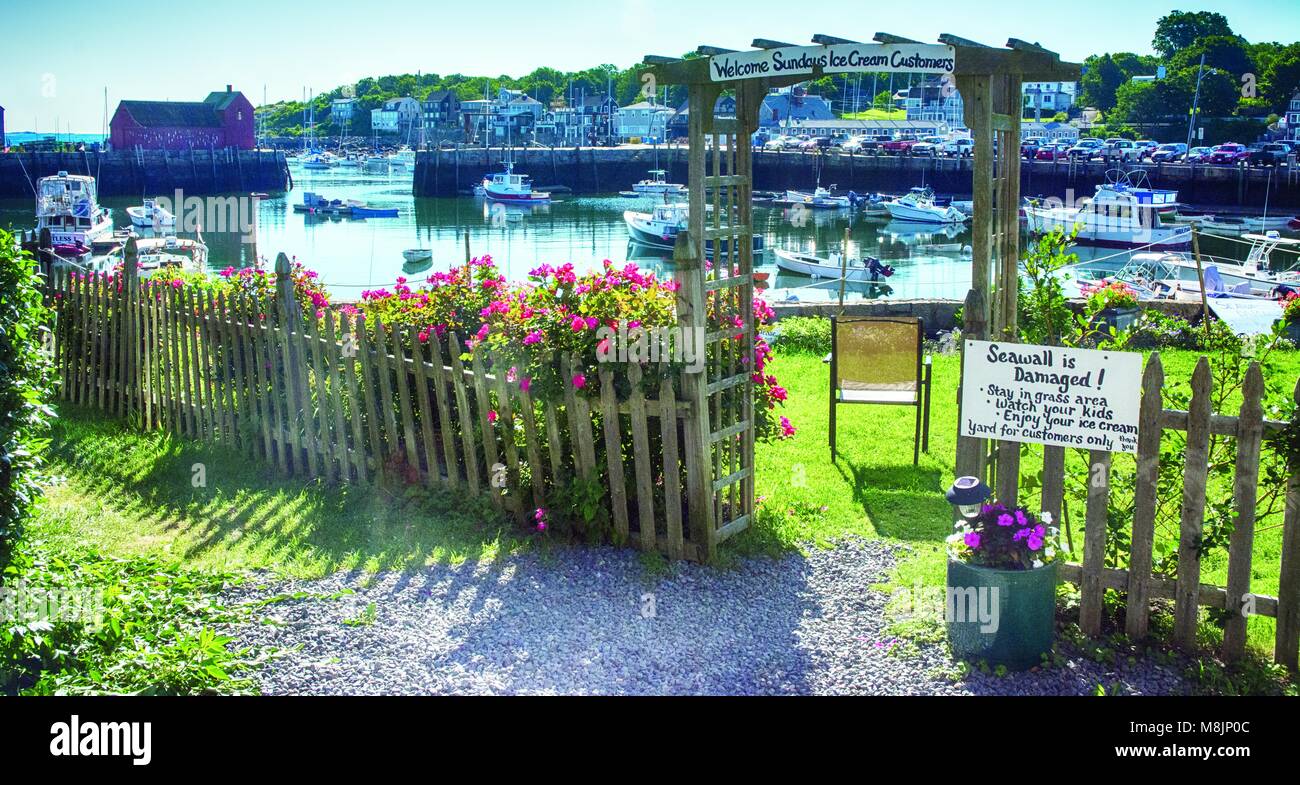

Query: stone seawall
[[415, 147, 1300, 209], [0, 150, 290, 199]]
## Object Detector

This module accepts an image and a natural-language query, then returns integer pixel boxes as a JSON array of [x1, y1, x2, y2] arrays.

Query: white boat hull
[[883, 200, 966, 224], [1024, 206, 1191, 249], [773, 249, 888, 283]]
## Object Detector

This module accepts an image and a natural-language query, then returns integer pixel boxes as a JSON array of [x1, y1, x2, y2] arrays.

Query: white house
[[370, 96, 421, 135], [1022, 82, 1076, 117], [1287, 91, 1300, 142], [1020, 121, 1079, 143], [617, 101, 672, 142]]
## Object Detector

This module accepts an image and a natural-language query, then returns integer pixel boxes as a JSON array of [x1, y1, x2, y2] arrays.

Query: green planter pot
[[1093, 305, 1139, 334], [946, 560, 1058, 671], [1281, 321, 1300, 344]]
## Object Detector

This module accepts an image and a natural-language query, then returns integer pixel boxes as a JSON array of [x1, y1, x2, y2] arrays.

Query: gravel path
[[225, 538, 1192, 695]]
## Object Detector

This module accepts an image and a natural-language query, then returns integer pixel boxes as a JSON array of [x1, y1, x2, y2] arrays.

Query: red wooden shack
[[110, 86, 254, 151]]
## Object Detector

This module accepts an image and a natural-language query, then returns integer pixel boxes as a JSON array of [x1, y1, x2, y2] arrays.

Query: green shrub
[[0, 231, 56, 568], [770, 316, 831, 355]]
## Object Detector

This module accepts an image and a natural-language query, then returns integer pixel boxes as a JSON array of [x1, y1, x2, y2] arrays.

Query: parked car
[[882, 137, 919, 155], [940, 137, 974, 157], [1068, 138, 1106, 160], [1021, 136, 1047, 158], [1208, 143, 1250, 164], [909, 136, 946, 156], [763, 136, 788, 151], [841, 135, 871, 153], [1134, 140, 1160, 160], [797, 137, 821, 151], [1105, 138, 1141, 162], [1149, 142, 1188, 163], [1034, 142, 1070, 161], [1184, 146, 1213, 163], [1248, 142, 1291, 166], [783, 135, 810, 150]]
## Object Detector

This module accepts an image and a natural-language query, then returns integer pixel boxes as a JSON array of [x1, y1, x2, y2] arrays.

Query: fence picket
[[660, 370, 684, 560], [517, 382, 545, 507], [628, 363, 656, 551], [1174, 357, 1213, 650], [306, 310, 337, 482], [1222, 363, 1265, 659], [427, 336, 458, 488], [1126, 353, 1164, 640], [391, 327, 420, 475], [355, 316, 383, 480], [339, 313, 368, 484], [1276, 378, 1300, 671], [1078, 450, 1111, 637], [491, 356, 523, 513], [470, 348, 501, 509], [599, 366, 630, 542], [448, 334, 481, 495], [410, 328, 441, 484]]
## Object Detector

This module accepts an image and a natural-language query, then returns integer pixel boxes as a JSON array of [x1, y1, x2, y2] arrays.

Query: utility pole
[[1185, 53, 1206, 152]]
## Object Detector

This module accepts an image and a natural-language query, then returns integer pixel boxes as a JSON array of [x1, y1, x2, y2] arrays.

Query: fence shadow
[[45, 405, 519, 576]]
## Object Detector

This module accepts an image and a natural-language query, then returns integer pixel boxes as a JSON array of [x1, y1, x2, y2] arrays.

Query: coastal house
[[617, 101, 673, 142], [903, 78, 965, 130], [109, 86, 254, 151], [330, 97, 356, 122], [666, 86, 835, 138], [1022, 82, 1076, 119], [1020, 120, 1079, 143], [370, 96, 421, 136], [491, 89, 544, 141], [422, 90, 461, 130], [1288, 91, 1300, 142]]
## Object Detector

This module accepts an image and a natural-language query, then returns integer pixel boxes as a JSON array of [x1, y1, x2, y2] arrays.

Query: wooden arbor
[[647, 34, 1079, 518]]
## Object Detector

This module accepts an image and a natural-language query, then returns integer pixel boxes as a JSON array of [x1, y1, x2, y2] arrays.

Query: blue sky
[[2, 0, 1298, 133]]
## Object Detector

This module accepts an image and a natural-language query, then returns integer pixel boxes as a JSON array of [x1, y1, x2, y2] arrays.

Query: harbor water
[[0, 164, 1268, 303]]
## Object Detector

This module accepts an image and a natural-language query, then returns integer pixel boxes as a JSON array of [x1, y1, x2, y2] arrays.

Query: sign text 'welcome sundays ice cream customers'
[[960, 341, 1143, 454], [708, 44, 956, 81]]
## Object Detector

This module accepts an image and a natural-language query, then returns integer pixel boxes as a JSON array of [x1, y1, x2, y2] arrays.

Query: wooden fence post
[[122, 237, 140, 424], [673, 229, 714, 562]]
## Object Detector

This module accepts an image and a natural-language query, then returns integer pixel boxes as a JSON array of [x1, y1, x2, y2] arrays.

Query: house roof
[[203, 90, 245, 111], [424, 89, 458, 102], [117, 100, 223, 128]]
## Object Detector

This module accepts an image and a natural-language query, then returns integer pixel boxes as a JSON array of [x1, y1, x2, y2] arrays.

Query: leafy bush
[[0, 231, 56, 568], [769, 316, 830, 355], [1, 546, 266, 695]]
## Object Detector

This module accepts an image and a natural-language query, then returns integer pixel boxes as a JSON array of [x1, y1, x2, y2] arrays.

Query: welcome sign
[[960, 341, 1144, 454], [709, 43, 956, 82]]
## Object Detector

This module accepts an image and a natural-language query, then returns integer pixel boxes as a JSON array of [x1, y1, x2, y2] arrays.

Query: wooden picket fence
[[46, 249, 729, 561], [1021, 354, 1300, 669]]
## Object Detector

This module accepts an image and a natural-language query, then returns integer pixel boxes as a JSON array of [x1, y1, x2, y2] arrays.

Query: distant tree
[[873, 90, 893, 111], [1169, 35, 1255, 79], [1080, 54, 1127, 110], [1262, 45, 1300, 112], [1152, 10, 1234, 59], [1113, 80, 1165, 122]]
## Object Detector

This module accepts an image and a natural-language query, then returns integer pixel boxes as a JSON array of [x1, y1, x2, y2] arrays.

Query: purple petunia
[[964, 532, 981, 549], [997, 513, 1015, 527]]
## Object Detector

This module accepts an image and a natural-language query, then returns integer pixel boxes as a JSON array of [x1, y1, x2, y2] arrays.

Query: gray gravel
[[224, 538, 1191, 695]]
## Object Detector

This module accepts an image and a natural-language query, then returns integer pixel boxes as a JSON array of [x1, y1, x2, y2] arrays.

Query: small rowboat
[[774, 248, 894, 283], [402, 248, 433, 264]]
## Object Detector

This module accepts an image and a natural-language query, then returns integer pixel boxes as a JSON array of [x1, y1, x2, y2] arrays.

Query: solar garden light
[[946, 476, 991, 521]]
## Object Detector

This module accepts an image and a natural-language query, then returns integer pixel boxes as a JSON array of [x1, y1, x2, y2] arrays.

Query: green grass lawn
[[841, 109, 906, 121], [34, 406, 524, 578]]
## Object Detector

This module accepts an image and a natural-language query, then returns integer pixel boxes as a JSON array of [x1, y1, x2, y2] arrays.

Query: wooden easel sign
[[960, 340, 1143, 454]]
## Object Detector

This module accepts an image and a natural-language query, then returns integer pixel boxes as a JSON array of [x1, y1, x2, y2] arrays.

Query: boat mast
[[1184, 53, 1206, 152]]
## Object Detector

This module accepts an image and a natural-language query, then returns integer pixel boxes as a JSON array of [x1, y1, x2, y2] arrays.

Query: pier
[[414, 146, 1300, 209], [0, 148, 290, 199]]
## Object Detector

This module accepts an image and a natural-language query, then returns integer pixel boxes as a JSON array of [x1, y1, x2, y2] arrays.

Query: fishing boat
[[773, 248, 894, 282], [294, 192, 349, 215], [402, 248, 433, 264], [631, 170, 686, 195], [35, 171, 114, 248], [126, 198, 176, 229], [1024, 172, 1188, 249], [783, 187, 853, 210], [883, 187, 968, 224], [482, 161, 551, 203], [625, 202, 688, 246]]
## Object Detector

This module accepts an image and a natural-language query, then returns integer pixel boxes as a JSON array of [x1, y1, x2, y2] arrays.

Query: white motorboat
[[773, 248, 894, 283], [631, 169, 686, 195], [883, 187, 968, 224], [126, 198, 176, 229], [482, 161, 550, 203], [1024, 172, 1188, 249], [301, 152, 333, 170], [402, 248, 433, 264], [784, 187, 852, 210], [35, 171, 114, 248], [625, 202, 688, 247]]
